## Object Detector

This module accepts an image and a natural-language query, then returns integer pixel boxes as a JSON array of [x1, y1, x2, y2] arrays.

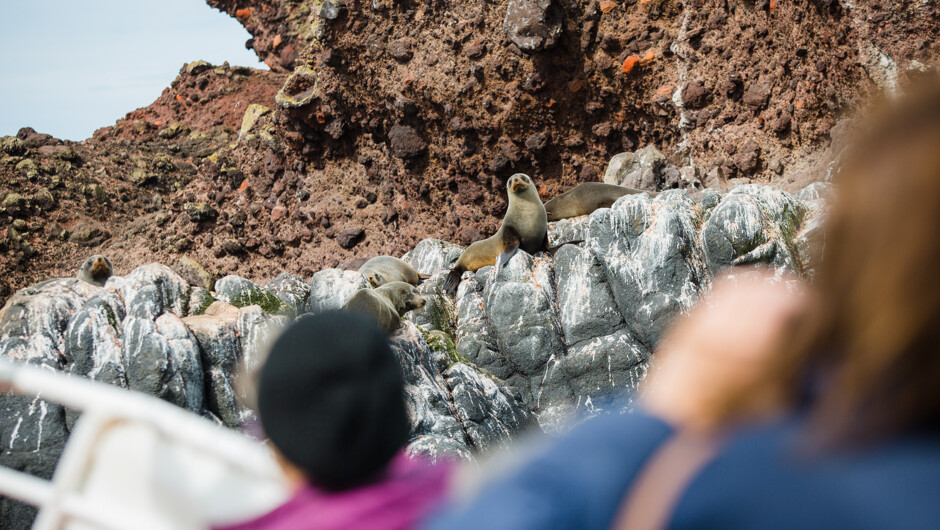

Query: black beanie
[[258, 310, 410, 491]]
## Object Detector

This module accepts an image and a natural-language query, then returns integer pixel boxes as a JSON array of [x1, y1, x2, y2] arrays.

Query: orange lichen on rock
[[175, 94, 184, 104], [235, 8, 252, 18], [238, 179, 250, 193], [622, 55, 640, 74], [640, 50, 657, 65], [599, 1, 617, 13], [273, 34, 283, 49], [769, 0, 778, 12]]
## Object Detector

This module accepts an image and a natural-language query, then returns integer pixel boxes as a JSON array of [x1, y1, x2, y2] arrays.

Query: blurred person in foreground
[[426, 80, 940, 530], [215, 311, 451, 530]]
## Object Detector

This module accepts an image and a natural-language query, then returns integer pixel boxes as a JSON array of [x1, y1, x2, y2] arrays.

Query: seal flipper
[[443, 268, 463, 295], [496, 227, 521, 269]]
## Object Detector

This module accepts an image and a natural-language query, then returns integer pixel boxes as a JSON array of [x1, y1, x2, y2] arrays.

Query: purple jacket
[[215, 453, 452, 530]]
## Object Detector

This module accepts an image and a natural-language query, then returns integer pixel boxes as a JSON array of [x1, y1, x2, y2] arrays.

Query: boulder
[[306, 269, 369, 314]]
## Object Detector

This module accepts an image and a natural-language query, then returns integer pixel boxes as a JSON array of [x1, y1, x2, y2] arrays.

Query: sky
[[0, 0, 265, 141]]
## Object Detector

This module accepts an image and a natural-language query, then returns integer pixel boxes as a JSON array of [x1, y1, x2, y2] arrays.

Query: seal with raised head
[[443, 173, 548, 294], [343, 281, 427, 333], [77, 255, 113, 287], [358, 256, 427, 287], [544, 182, 657, 221]]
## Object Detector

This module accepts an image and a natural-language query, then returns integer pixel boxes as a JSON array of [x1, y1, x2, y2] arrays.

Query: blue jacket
[[425, 411, 940, 529]]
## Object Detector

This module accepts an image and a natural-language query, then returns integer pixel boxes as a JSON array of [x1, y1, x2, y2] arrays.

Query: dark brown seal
[[544, 182, 657, 222]]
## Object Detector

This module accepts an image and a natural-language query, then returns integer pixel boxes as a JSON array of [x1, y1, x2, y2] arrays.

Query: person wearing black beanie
[[258, 310, 410, 491], [215, 311, 453, 530]]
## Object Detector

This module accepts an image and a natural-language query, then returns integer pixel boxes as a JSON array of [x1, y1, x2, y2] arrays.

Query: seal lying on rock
[[76, 255, 113, 287], [544, 182, 657, 221], [444, 173, 548, 294], [358, 256, 428, 287], [343, 281, 427, 333]]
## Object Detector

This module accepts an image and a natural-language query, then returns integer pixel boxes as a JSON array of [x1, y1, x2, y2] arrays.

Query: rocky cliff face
[[0, 181, 828, 527], [0, 1, 935, 308]]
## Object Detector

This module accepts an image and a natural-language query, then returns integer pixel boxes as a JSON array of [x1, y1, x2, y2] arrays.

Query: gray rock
[[548, 216, 590, 244], [122, 304, 204, 413], [503, 0, 563, 53], [796, 182, 834, 202], [794, 185, 832, 278], [107, 264, 192, 318], [588, 191, 707, 347], [561, 329, 648, 414], [266, 272, 310, 317], [408, 272, 456, 334], [454, 271, 512, 380], [477, 252, 573, 427], [306, 269, 369, 314], [603, 152, 638, 185], [554, 244, 623, 345], [183, 302, 247, 427], [319, 0, 342, 20], [0, 279, 102, 526], [215, 275, 284, 315], [445, 363, 534, 452], [64, 290, 127, 388], [391, 323, 470, 457], [702, 185, 805, 272], [604, 146, 666, 189], [403, 238, 464, 275], [187, 287, 216, 316], [620, 146, 667, 189], [407, 435, 473, 463], [236, 305, 287, 377]]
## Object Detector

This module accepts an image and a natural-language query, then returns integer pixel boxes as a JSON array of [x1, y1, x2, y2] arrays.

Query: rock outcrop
[[0, 181, 827, 527], [2, 1, 935, 312]]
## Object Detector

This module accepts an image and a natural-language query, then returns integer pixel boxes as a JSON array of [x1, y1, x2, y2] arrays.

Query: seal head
[[77, 255, 114, 287]]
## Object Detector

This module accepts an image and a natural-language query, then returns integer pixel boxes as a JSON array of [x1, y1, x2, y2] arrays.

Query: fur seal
[[343, 281, 427, 333], [544, 183, 657, 221], [77, 255, 113, 287], [443, 173, 548, 294], [358, 256, 427, 287]]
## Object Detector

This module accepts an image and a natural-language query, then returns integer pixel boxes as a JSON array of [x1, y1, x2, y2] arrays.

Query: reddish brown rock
[[681, 80, 709, 109], [743, 79, 773, 109], [336, 226, 365, 249], [734, 140, 762, 175], [388, 125, 427, 159]]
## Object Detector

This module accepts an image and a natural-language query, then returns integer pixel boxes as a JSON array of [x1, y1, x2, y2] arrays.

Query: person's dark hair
[[258, 310, 410, 491], [718, 78, 940, 444]]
